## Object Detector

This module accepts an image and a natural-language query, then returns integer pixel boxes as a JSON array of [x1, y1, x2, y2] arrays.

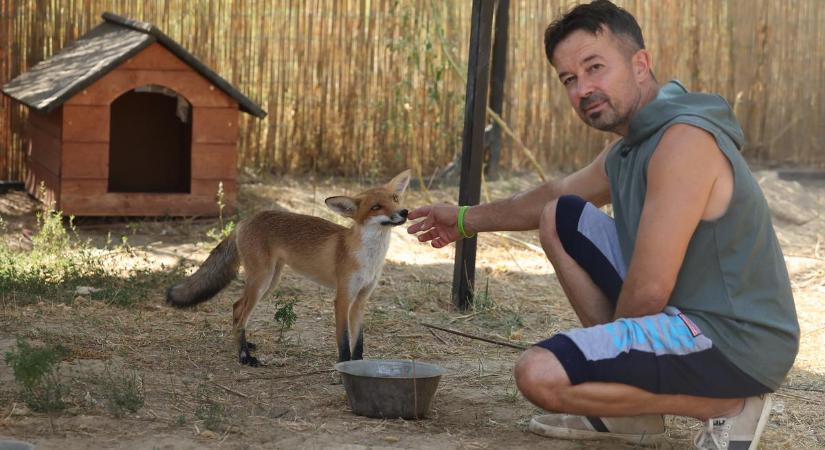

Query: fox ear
[[388, 169, 412, 194], [325, 196, 358, 217]]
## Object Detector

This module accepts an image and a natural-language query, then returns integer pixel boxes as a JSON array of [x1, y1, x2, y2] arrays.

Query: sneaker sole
[[528, 416, 664, 447], [748, 394, 773, 450]]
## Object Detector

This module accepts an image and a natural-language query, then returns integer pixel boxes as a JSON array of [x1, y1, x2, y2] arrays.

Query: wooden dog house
[[1, 12, 266, 216]]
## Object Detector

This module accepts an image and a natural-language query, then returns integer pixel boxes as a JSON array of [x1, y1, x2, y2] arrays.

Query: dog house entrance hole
[[108, 85, 192, 193]]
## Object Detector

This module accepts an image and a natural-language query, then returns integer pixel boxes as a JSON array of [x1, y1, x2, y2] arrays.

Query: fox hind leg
[[233, 260, 284, 366]]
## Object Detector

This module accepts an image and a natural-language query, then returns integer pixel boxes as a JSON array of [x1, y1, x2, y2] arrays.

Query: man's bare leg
[[514, 347, 744, 420], [539, 200, 613, 326]]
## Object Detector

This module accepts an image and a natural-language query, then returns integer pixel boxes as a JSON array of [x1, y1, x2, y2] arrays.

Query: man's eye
[[588, 64, 603, 73], [371, 204, 381, 211], [562, 77, 575, 86]]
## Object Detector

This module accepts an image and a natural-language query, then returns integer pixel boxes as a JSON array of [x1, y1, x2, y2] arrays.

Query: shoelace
[[693, 419, 732, 449]]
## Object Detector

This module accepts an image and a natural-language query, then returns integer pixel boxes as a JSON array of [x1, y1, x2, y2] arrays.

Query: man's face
[[551, 27, 643, 134]]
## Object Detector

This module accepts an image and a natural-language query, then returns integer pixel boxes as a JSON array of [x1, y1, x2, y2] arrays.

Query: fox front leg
[[346, 288, 371, 361], [334, 287, 353, 362], [337, 327, 352, 362], [336, 327, 364, 362], [351, 329, 364, 361]]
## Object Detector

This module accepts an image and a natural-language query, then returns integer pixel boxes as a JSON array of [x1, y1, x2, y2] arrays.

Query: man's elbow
[[640, 284, 671, 312], [626, 283, 671, 316]]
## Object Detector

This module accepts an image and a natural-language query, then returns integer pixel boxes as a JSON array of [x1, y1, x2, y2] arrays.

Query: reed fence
[[1, 0, 823, 181]]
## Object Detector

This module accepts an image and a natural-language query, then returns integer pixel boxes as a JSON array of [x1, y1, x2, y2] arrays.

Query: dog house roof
[[1, 12, 266, 118]]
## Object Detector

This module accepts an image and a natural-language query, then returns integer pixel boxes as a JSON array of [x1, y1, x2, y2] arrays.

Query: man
[[406, 1, 799, 448]]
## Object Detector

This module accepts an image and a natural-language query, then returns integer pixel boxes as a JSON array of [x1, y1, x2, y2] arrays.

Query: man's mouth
[[580, 93, 610, 116], [583, 100, 607, 114]]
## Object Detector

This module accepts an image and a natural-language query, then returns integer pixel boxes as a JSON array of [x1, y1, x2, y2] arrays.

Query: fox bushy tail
[[166, 233, 240, 308]]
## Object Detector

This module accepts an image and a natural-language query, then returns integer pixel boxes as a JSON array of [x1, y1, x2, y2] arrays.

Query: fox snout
[[382, 209, 409, 226]]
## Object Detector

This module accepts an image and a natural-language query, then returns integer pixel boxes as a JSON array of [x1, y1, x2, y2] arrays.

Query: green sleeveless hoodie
[[605, 80, 799, 390]]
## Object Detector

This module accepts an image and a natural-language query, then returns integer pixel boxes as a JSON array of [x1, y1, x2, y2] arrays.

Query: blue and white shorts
[[536, 195, 770, 398]]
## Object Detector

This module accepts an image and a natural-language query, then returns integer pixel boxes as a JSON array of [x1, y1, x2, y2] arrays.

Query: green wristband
[[457, 205, 475, 239]]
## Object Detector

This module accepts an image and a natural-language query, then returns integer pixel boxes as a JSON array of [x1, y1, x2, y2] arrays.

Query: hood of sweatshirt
[[623, 80, 745, 150]]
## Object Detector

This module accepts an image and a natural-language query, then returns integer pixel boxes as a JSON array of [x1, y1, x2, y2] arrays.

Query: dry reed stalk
[[2, 0, 824, 181]]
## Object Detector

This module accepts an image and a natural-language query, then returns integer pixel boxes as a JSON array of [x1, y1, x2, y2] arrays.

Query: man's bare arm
[[462, 141, 614, 234], [613, 124, 732, 319]]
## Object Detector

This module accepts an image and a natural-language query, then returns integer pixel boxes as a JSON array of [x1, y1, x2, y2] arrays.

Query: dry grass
[[0, 171, 823, 449]]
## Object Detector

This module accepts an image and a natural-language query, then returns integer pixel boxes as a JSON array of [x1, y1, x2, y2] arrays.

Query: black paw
[[240, 353, 261, 367], [352, 332, 364, 360], [246, 341, 257, 351]]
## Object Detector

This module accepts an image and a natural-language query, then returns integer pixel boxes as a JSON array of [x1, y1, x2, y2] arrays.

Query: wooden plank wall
[[60, 42, 238, 216], [24, 108, 61, 207]]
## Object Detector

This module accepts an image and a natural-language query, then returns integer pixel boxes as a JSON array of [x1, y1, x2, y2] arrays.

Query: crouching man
[[407, 1, 798, 448]]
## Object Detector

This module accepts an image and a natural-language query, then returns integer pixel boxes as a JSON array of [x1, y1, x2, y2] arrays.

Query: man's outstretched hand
[[406, 203, 464, 248]]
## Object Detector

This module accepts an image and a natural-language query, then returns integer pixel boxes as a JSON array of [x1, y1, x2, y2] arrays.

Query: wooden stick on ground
[[420, 322, 529, 350], [428, 328, 449, 346], [212, 381, 249, 398], [216, 368, 336, 383]]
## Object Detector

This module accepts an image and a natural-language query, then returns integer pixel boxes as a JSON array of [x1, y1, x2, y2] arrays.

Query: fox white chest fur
[[348, 221, 392, 301]]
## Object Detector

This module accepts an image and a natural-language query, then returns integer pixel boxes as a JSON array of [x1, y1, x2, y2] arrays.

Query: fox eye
[[371, 204, 381, 211], [392, 194, 399, 202]]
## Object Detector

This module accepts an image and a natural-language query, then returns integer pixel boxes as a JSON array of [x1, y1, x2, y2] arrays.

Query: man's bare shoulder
[[657, 123, 720, 155]]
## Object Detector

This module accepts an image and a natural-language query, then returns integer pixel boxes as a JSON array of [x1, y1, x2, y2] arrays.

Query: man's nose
[[577, 78, 596, 101]]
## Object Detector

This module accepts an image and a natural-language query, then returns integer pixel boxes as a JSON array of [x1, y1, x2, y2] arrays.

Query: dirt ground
[[0, 169, 823, 449]]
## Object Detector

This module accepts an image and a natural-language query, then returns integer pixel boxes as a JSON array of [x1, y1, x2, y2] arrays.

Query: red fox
[[166, 170, 411, 366]]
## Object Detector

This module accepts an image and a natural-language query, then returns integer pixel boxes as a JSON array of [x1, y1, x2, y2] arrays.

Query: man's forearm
[[462, 179, 562, 234], [612, 276, 670, 320]]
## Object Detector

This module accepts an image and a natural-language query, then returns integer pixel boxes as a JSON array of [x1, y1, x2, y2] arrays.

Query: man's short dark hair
[[544, 0, 645, 64]]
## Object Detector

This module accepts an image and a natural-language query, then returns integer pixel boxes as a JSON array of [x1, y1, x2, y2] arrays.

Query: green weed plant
[[0, 184, 186, 306], [4, 337, 69, 412]]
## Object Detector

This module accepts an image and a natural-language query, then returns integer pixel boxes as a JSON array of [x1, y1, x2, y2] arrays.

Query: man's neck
[[615, 81, 660, 137]]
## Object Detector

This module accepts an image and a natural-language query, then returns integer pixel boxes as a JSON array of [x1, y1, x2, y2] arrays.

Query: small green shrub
[[195, 385, 225, 431], [472, 278, 495, 313], [4, 337, 69, 412], [98, 368, 144, 417], [0, 191, 189, 307], [196, 402, 225, 431], [207, 181, 236, 242], [274, 297, 298, 332]]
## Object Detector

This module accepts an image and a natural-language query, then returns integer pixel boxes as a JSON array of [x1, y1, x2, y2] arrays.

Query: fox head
[[325, 170, 411, 227]]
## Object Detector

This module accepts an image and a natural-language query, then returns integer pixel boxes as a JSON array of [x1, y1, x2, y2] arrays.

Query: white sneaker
[[693, 394, 773, 449], [528, 413, 665, 446]]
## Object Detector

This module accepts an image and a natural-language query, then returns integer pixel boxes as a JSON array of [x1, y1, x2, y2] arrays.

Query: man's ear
[[325, 196, 358, 218], [387, 169, 412, 195], [632, 49, 653, 82]]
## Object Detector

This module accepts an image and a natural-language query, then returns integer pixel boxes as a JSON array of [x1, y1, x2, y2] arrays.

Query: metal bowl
[[335, 359, 446, 419], [0, 440, 35, 450]]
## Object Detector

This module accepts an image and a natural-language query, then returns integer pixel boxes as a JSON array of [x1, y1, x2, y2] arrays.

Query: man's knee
[[538, 200, 561, 252], [540, 195, 587, 258], [514, 346, 569, 408], [553, 194, 588, 246]]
